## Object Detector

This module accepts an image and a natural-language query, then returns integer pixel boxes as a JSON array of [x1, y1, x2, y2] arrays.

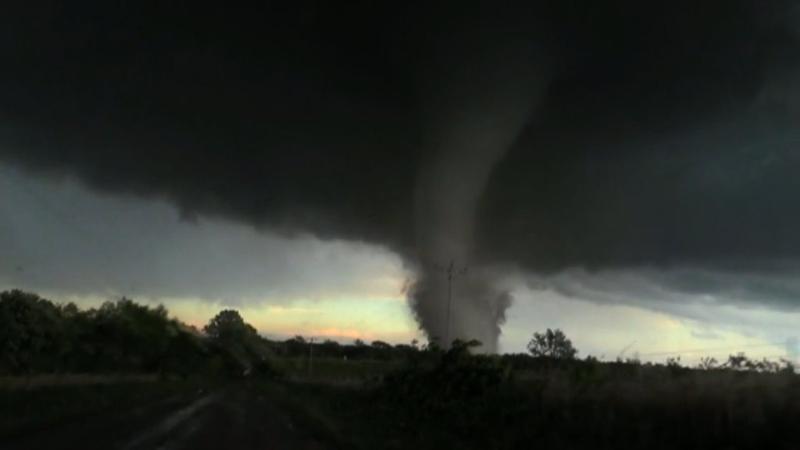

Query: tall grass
[[277, 351, 800, 450]]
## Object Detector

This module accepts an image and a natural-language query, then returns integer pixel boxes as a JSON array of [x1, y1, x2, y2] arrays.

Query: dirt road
[[4, 384, 332, 450]]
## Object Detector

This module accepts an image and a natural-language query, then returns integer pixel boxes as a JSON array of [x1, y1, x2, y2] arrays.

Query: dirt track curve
[[4, 384, 330, 450]]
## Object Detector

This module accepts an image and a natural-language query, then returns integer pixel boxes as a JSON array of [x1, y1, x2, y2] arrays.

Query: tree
[[527, 328, 577, 359], [87, 298, 175, 372], [204, 309, 256, 343], [725, 352, 750, 370], [203, 309, 271, 377], [697, 356, 718, 370], [0, 290, 66, 373]]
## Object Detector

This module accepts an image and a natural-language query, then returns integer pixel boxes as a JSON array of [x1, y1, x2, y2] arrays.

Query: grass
[[261, 357, 800, 450], [0, 373, 160, 389], [3, 356, 800, 449], [255, 381, 358, 449], [275, 356, 403, 384]]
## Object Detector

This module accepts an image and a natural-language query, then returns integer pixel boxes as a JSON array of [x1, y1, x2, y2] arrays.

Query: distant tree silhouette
[[204, 309, 256, 343], [319, 339, 341, 357], [527, 328, 577, 359], [724, 352, 749, 370], [203, 309, 272, 377], [698, 356, 718, 370]]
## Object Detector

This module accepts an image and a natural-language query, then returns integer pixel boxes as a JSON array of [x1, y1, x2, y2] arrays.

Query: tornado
[[409, 32, 551, 352]]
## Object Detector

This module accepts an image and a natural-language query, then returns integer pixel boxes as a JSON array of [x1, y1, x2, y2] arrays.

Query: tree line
[[3, 289, 791, 379], [0, 289, 300, 377], [0, 289, 426, 377]]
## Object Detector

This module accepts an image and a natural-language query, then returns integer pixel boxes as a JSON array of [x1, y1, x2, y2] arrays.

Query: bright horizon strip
[[2, 284, 794, 365], [31, 290, 424, 345], [502, 286, 795, 365]]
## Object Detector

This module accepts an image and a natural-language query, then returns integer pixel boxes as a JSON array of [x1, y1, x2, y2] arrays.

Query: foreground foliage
[[284, 345, 800, 450]]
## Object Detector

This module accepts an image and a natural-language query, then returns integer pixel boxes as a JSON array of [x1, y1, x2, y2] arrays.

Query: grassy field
[[262, 356, 800, 450], [0, 373, 161, 389], [275, 356, 403, 384], [3, 352, 800, 449]]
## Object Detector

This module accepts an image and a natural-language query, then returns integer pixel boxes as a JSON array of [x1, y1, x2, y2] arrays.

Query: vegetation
[[3, 288, 800, 449], [526, 327, 578, 359], [0, 290, 209, 376], [285, 346, 800, 450], [0, 289, 422, 380]]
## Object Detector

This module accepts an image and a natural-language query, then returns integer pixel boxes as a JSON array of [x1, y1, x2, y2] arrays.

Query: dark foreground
[[4, 354, 800, 450], [6, 291, 799, 449], [2, 383, 330, 450]]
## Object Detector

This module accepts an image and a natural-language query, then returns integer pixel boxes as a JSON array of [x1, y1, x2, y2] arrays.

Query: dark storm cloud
[[477, 2, 800, 271], [531, 264, 800, 317], [1, 3, 799, 305], [0, 2, 427, 248]]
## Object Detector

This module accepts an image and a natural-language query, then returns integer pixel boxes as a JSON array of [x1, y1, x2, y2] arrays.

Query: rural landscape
[[2, 2, 800, 449], [2, 289, 800, 449]]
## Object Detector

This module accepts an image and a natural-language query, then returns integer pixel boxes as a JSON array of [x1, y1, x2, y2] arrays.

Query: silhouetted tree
[[319, 339, 341, 357], [527, 328, 577, 359], [282, 336, 308, 356], [371, 340, 391, 349], [725, 352, 750, 370], [0, 290, 212, 375], [204, 309, 255, 342], [203, 309, 272, 377], [0, 290, 66, 373], [698, 356, 718, 370]]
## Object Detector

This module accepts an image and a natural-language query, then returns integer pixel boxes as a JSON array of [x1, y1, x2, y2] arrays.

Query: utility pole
[[308, 337, 314, 378], [435, 260, 467, 348]]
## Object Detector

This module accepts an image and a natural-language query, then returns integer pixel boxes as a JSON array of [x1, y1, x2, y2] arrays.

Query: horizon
[[2, 1, 799, 367], [4, 164, 800, 364], [3, 286, 796, 368]]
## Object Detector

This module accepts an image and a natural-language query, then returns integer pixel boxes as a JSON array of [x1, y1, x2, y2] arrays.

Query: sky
[[3, 163, 799, 363], [1, 2, 800, 362]]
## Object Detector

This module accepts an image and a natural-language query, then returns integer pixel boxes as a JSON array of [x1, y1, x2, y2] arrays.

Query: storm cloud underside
[[1, 2, 799, 346]]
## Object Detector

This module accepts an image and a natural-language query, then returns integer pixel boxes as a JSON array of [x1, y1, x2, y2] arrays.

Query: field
[[266, 354, 800, 450], [277, 356, 403, 384], [2, 353, 800, 450]]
